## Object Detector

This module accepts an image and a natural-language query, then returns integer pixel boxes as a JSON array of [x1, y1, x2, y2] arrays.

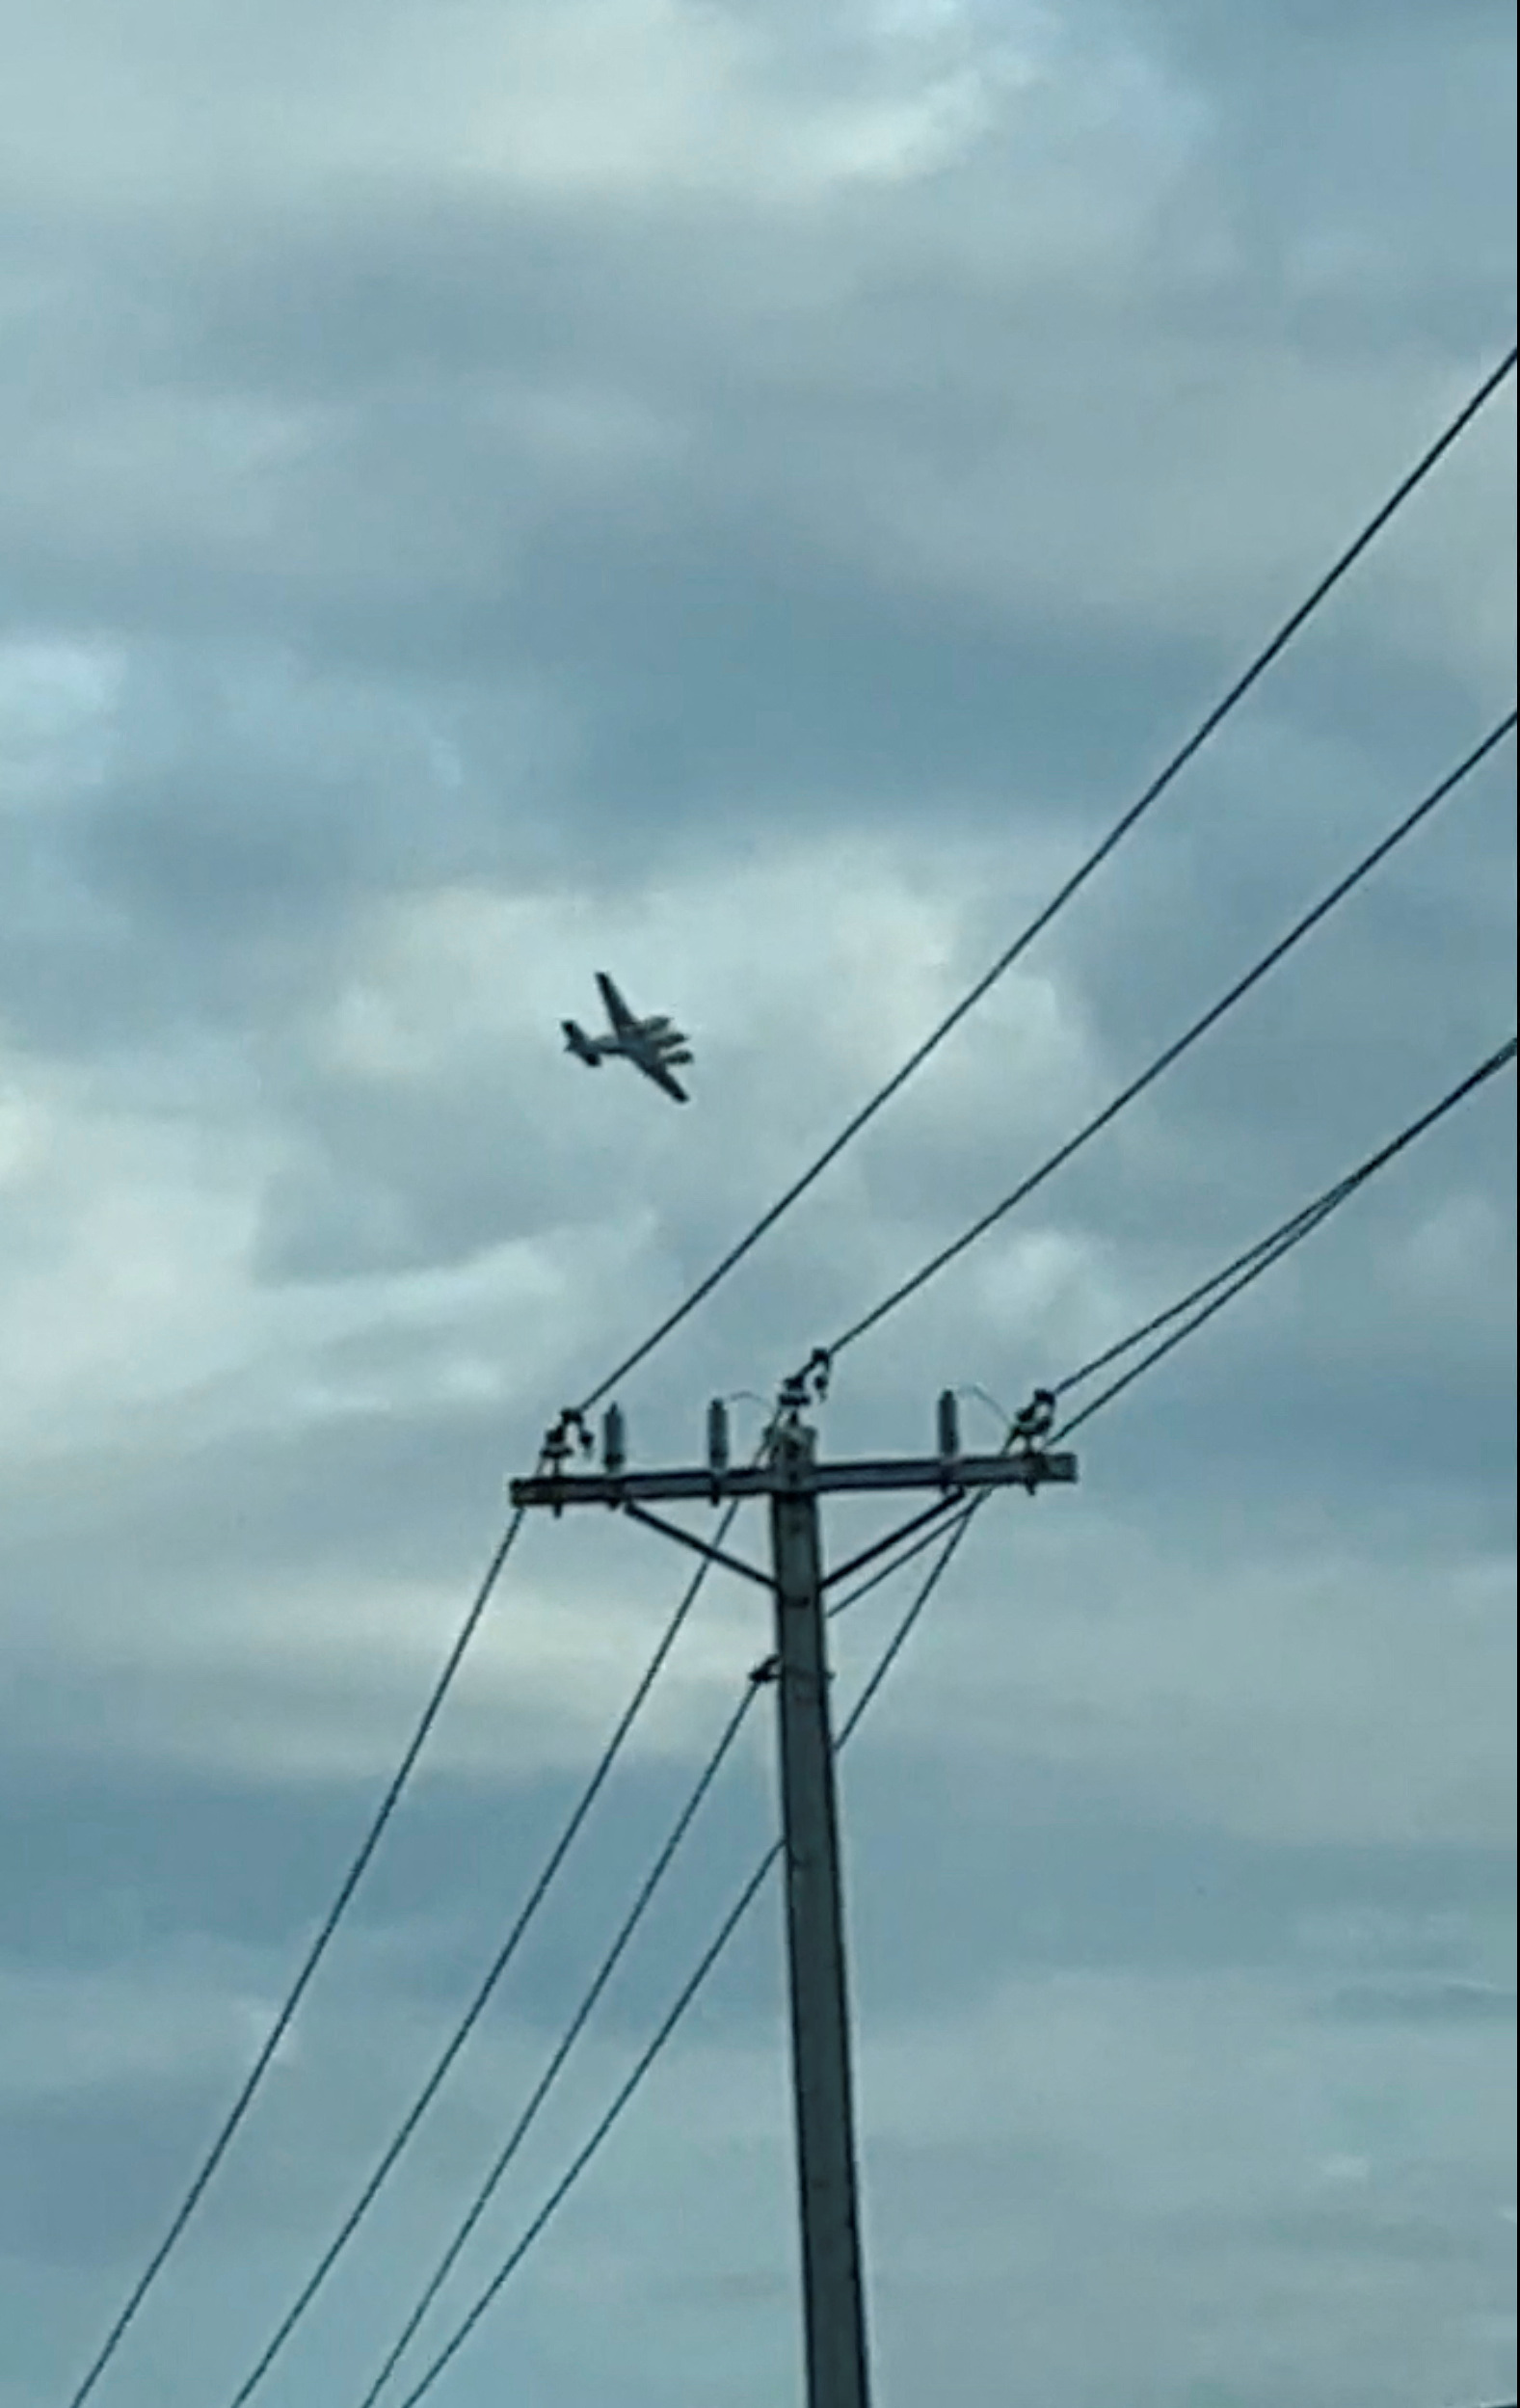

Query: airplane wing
[[637, 1055, 689, 1104], [596, 971, 638, 1037]]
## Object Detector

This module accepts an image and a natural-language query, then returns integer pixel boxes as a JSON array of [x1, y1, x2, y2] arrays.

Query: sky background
[[0, 3, 1515, 2406]]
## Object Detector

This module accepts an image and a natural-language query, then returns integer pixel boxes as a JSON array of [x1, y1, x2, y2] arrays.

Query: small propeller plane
[[562, 972, 694, 1104]]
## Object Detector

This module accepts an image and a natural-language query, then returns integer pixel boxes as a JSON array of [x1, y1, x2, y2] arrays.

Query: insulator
[[601, 1403, 627, 1475], [707, 1398, 731, 1476], [936, 1388, 961, 1461]]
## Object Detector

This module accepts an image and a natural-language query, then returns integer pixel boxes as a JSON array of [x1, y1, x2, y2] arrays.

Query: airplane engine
[[562, 1020, 601, 1065], [662, 1046, 694, 1065]]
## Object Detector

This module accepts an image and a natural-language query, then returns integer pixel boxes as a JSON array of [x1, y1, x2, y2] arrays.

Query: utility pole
[[768, 1411, 870, 2408], [511, 1382, 1077, 2408]]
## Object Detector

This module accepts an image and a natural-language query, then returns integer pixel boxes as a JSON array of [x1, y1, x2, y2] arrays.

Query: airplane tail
[[562, 1020, 601, 1066]]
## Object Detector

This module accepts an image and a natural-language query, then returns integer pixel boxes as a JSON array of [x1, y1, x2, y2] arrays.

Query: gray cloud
[[0, 1, 1512, 2403]]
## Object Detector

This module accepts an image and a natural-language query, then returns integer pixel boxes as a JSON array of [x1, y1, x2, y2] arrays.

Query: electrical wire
[[59, 1503, 534, 2408], [571, 345, 1517, 1419], [831, 1034, 1518, 1612], [1053, 1035, 1517, 1440], [334, 1521, 997, 2404], [385, 1844, 783, 2408], [356, 1490, 1020, 2406], [218, 1501, 749, 2408], [375, 1523, 973, 2408], [377, 1029, 1515, 2403], [823, 710, 1515, 1358], [1051, 1200, 1356, 1401], [826, 1492, 980, 1624], [351, 1680, 764, 2408]]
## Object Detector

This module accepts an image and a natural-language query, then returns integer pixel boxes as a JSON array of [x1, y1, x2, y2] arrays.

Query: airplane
[[562, 972, 694, 1104]]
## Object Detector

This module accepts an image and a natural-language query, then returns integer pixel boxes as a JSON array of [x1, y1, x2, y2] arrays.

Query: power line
[[219, 1502, 748, 2408], [365, 1445, 1068, 2407], [351, 1682, 763, 2408], [834, 1034, 1517, 1614], [571, 344, 1517, 1419], [377, 1539, 970, 2408], [822, 710, 1515, 1359], [387, 1848, 787, 2408], [374, 1499, 1015, 2408], [59, 1504, 533, 2408], [826, 1499, 967, 1622], [336, 1532, 984, 2407], [1051, 1201, 1356, 1401], [1053, 1035, 1517, 1442], [377, 1030, 1515, 2404]]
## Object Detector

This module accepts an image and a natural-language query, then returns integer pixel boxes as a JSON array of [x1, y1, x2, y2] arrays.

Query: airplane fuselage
[[571, 1025, 684, 1064]]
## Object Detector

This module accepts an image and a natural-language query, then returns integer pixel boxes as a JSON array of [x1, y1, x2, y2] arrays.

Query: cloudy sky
[[0, 3, 1515, 2405]]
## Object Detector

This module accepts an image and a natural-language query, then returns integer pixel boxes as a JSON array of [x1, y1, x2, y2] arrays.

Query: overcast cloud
[[0, 3, 1514, 2405]]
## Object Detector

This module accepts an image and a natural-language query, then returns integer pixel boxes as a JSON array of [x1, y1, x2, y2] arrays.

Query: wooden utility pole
[[512, 1388, 1077, 2408]]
